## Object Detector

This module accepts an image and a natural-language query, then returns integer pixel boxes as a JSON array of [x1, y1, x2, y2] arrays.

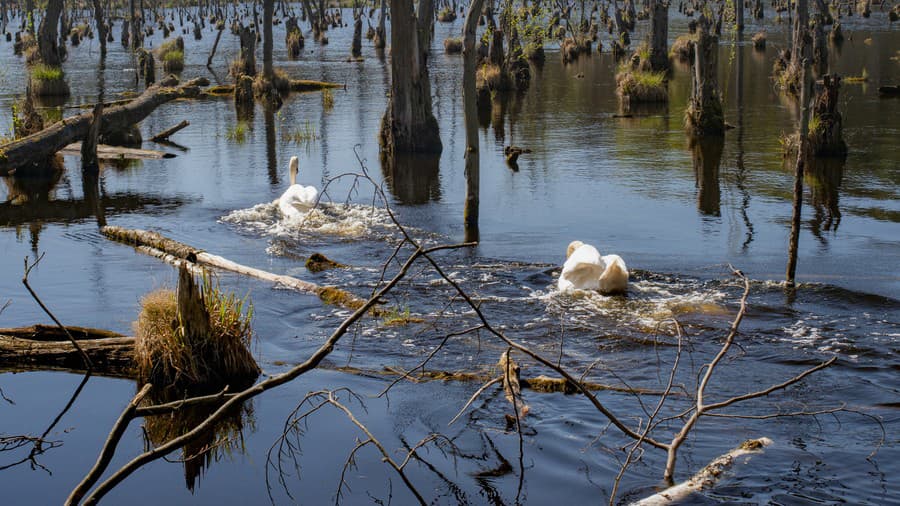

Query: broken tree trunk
[[0, 76, 208, 175], [462, 0, 485, 243], [808, 74, 846, 156], [0, 325, 134, 377], [685, 17, 724, 137], [100, 226, 386, 315], [80, 103, 104, 172]]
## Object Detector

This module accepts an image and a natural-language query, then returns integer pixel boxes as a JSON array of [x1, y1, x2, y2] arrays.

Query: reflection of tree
[[143, 389, 255, 493], [380, 153, 441, 205], [264, 104, 279, 187], [806, 157, 844, 243], [690, 137, 724, 217]]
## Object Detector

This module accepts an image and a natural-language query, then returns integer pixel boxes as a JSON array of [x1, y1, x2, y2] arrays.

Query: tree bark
[[733, 0, 744, 32], [380, 0, 442, 155], [81, 103, 104, 172], [0, 77, 208, 174], [686, 17, 723, 136], [787, 0, 809, 94], [374, 0, 387, 49], [463, 0, 485, 242], [237, 26, 257, 77]]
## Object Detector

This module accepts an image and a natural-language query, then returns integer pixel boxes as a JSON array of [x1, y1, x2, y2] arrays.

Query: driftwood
[[631, 438, 773, 505], [0, 76, 209, 175], [0, 325, 134, 377], [100, 226, 383, 315], [150, 120, 190, 142], [60, 143, 175, 160]]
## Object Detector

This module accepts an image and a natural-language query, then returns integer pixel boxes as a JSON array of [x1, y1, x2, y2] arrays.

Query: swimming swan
[[277, 156, 318, 220], [557, 240, 629, 294]]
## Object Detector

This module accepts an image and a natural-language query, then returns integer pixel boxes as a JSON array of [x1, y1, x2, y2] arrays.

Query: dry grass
[[134, 274, 259, 390], [476, 63, 505, 91], [444, 37, 463, 54], [670, 33, 697, 62]]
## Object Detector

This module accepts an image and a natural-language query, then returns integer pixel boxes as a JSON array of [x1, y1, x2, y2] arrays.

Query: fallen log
[[0, 325, 135, 377], [60, 142, 175, 160], [630, 438, 773, 505], [100, 226, 384, 315], [0, 76, 209, 175], [150, 120, 190, 142], [201, 80, 343, 97]]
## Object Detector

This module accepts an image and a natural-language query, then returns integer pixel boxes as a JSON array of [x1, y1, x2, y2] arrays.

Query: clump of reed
[[157, 36, 185, 72], [752, 32, 766, 50], [322, 88, 335, 110], [225, 121, 249, 143], [616, 44, 668, 103], [30, 64, 70, 97], [443, 37, 463, 54], [134, 272, 259, 391], [670, 32, 698, 62]]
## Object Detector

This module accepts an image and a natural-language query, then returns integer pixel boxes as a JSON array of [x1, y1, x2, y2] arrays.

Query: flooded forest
[[0, 0, 898, 502]]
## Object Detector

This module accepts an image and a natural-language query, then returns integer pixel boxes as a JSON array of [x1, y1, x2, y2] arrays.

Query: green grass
[[225, 121, 249, 143], [31, 64, 64, 82], [282, 120, 320, 145]]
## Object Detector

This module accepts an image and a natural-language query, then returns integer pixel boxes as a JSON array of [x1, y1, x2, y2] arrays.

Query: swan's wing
[[559, 245, 604, 291], [295, 185, 319, 207], [598, 254, 629, 294]]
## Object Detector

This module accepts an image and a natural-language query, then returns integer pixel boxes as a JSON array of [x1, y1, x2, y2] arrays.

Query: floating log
[[0, 325, 135, 377], [0, 76, 208, 175], [60, 142, 176, 160], [289, 79, 344, 92], [150, 120, 190, 142], [631, 438, 773, 505], [100, 226, 384, 315]]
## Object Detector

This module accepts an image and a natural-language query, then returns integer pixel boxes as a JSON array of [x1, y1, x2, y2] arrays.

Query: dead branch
[[632, 438, 773, 505], [150, 120, 190, 142]]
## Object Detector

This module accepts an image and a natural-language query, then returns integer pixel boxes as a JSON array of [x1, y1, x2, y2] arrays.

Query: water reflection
[[380, 153, 441, 205], [806, 157, 844, 241], [690, 137, 723, 217], [142, 389, 255, 493], [264, 104, 279, 186]]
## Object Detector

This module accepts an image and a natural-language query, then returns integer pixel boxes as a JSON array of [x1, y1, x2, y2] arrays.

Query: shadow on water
[[690, 136, 724, 217], [806, 157, 845, 243], [142, 387, 255, 493], [380, 152, 441, 205]]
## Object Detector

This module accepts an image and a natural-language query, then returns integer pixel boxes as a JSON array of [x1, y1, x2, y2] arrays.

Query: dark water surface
[[1, 5, 898, 505]]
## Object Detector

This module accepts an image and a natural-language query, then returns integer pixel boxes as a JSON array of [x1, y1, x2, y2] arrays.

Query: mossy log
[[100, 226, 383, 315], [60, 142, 176, 160], [0, 325, 135, 377], [0, 76, 208, 175]]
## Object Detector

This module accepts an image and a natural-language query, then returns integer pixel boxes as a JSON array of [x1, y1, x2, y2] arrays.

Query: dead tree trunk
[[262, 0, 274, 80], [350, 14, 362, 59], [37, 0, 63, 66], [237, 26, 257, 77], [417, 0, 435, 50], [379, 0, 442, 155], [130, 0, 142, 49], [0, 77, 208, 174], [786, 59, 810, 286], [648, 0, 668, 72], [808, 74, 846, 156], [753, 0, 763, 19], [374, 0, 387, 49], [685, 17, 723, 136], [463, 0, 485, 242], [785, 0, 810, 95]]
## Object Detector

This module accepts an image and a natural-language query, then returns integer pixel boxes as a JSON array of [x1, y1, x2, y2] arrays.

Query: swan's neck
[[289, 170, 296, 186]]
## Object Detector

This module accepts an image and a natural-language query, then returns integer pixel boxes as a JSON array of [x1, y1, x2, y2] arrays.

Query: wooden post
[[463, 0, 485, 243]]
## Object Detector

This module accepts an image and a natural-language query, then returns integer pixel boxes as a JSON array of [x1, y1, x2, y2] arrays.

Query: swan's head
[[566, 240, 585, 259], [288, 156, 299, 185]]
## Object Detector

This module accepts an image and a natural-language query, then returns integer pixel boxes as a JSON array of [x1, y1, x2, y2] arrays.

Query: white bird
[[557, 240, 629, 294], [277, 156, 318, 220]]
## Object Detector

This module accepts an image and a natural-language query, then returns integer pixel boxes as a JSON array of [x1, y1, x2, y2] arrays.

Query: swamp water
[[0, 5, 898, 505]]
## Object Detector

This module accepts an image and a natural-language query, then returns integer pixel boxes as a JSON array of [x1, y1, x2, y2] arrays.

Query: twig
[[448, 376, 502, 426], [22, 254, 93, 371]]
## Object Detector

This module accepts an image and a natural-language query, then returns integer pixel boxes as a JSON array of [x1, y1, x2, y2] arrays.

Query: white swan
[[557, 240, 629, 294], [277, 156, 318, 220]]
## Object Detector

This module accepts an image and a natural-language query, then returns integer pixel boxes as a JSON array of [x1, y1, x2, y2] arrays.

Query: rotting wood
[[150, 120, 190, 142], [630, 438, 773, 505], [0, 76, 208, 175], [60, 143, 175, 160], [100, 226, 384, 315]]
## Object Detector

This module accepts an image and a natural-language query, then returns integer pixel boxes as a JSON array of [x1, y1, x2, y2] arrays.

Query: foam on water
[[220, 200, 394, 240]]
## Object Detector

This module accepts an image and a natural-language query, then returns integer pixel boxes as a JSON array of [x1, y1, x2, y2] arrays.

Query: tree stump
[[808, 74, 847, 156], [685, 17, 724, 136]]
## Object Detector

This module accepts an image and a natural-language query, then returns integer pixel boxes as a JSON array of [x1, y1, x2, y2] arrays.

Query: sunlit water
[[0, 4, 898, 504]]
